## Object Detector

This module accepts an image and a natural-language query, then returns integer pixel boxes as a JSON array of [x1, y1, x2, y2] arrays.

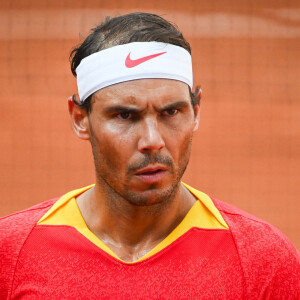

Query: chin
[[123, 182, 179, 207]]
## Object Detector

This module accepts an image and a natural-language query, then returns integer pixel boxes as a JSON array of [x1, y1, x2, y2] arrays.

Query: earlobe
[[68, 97, 90, 140]]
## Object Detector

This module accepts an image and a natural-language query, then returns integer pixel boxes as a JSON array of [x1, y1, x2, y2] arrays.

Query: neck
[[76, 179, 196, 262]]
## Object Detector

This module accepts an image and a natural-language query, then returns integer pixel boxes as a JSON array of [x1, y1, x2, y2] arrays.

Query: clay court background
[[0, 0, 299, 249]]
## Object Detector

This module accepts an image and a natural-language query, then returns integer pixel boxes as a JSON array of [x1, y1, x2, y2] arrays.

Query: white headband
[[76, 42, 193, 102]]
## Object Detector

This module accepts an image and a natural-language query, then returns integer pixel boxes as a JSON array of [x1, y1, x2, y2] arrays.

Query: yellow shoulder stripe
[[181, 182, 228, 229], [38, 183, 228, 263], [38, 185, 94, 224], [38, 184, 119, 259]]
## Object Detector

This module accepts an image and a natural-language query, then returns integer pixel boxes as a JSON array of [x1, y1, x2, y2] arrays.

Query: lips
[[134, 165, 167, 184]]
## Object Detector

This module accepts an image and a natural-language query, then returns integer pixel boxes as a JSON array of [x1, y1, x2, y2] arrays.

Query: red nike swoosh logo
[[125, 51, 167, 68]]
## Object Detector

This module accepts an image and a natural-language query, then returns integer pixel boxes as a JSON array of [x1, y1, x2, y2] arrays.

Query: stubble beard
[[90, 129, 193, 209]]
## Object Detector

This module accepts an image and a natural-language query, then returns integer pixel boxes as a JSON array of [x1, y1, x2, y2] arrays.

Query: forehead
[[92, 79, 191, 107]]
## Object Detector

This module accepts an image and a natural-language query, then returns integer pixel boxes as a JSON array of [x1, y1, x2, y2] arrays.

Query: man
[[1, 12, 299, 299]]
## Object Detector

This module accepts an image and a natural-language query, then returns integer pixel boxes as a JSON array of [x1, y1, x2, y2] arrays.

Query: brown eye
[[165, 108, 178, 116], [118, 112, 131, 120]]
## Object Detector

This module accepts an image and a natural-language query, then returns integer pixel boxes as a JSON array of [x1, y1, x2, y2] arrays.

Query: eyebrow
[[103, 106, 143, 114], [158, 101, 189, 112], [103, 101, 189, 114]]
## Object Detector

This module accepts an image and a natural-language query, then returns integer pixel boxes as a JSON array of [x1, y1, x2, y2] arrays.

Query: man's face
[[86, 79, 200, 206]]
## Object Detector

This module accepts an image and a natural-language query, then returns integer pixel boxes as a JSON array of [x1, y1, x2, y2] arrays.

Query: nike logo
[[125, 51, 167, 68]]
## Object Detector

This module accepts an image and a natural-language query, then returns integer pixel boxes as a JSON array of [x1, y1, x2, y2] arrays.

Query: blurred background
[[0, 0, 299, 249]]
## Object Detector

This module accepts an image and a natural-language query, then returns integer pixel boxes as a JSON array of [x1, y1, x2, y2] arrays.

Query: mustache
[[127, 153, 173, 174]]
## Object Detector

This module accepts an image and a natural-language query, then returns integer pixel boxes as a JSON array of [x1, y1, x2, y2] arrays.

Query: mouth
[[134, 166, 167, 184]]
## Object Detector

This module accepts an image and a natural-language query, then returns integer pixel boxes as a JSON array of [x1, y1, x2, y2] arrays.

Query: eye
[[117, 111, 132, 120], [164, 108, 178, 116]]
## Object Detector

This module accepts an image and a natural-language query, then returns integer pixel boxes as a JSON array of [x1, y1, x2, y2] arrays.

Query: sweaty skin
[[68, 79, 201, 262]]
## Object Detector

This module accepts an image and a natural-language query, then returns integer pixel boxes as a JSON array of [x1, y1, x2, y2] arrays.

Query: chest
[[11, 226, 245, 299]]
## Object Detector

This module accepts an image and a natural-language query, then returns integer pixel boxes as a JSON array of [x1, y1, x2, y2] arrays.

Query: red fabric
[[0, 199, 57, 300], [212, 198, 300, 299], [1, 196, 299, 299], [11, 226, 244, 299]]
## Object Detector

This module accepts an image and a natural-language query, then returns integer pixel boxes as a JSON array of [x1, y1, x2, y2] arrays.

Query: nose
[[138, 117, 165, 152]]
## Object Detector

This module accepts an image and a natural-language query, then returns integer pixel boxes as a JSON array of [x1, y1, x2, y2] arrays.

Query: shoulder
[[212, 197, 300, 299], [0, 198, 57, 235], [0, 198, 57, 299], [212, 197, 298, 254], [0, 198, 58, 253]]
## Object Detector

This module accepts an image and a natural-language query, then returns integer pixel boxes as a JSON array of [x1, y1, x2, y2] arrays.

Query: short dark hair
[[70, 12, 200, 113]]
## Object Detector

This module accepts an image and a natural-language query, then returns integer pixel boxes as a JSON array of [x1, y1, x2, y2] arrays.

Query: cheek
[[92, 124, 136, 169], [178, 132, 193, 160], [166, 121, 194, 158]]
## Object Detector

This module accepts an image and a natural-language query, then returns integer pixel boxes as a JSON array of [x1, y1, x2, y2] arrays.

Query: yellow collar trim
[[38, 183, 228, 263]]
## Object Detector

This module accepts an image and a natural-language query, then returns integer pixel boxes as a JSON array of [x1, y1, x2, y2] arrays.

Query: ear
[[68, 97, 90, 140], [192, 88, 202, 132]]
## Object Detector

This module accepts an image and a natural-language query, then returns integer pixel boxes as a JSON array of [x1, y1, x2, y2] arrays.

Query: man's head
[[69, 12, 200, 112], [68, 13, 201, 206]]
